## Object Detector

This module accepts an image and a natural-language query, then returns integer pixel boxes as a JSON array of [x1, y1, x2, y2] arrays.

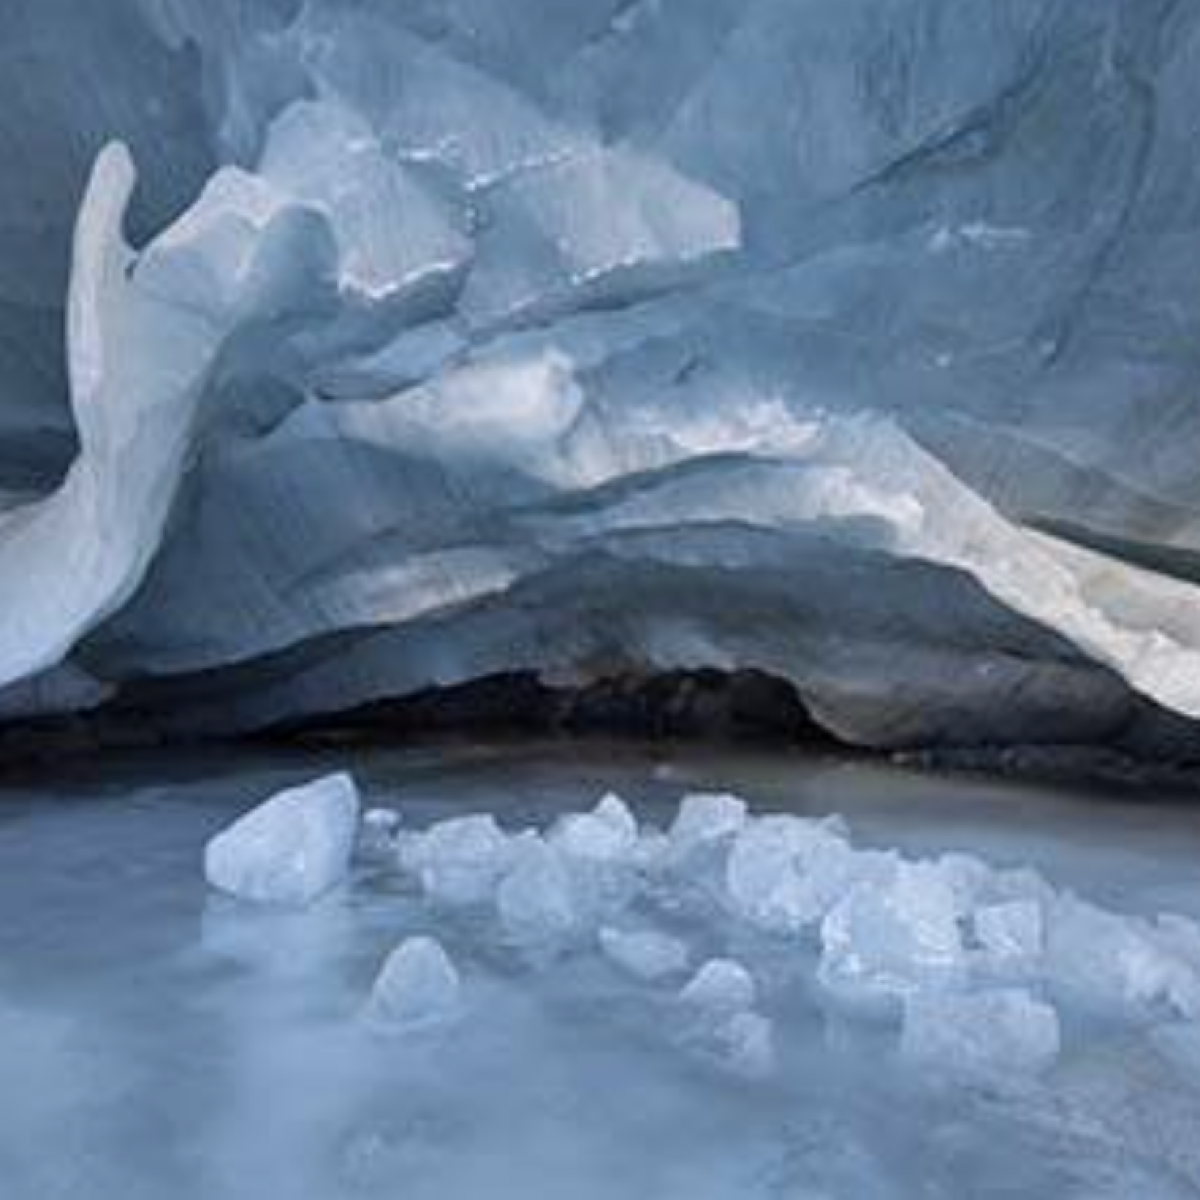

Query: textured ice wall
[[1, 0, 1199, 749]]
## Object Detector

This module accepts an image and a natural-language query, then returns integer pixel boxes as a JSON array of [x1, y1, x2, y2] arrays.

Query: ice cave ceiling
[[0, 0, 1199, 752]]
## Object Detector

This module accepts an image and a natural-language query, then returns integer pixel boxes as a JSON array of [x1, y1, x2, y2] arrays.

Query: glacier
[[1, 0, 1200, 755]]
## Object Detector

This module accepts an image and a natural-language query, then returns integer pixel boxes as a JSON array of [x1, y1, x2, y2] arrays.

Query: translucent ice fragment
[[204, 772, 360, 906], [366, 936, 461, 1033], [819, 861, 967, 1004], [671, 792, 747, 844], [679, 958, 757, 1013], [592, 793, 640, 842], [551, 793, 639, 862], [497, 838, 577, 942], [725, 815, 872, 934], [598, 926, 689, 982], [550, 793, 640, 920], [974, 899, 1044, 977], [1045, 896, 1199, 1019], [406, 815, 513, 906], [631, 828, 671, 874], [933, 852, 994, 912]]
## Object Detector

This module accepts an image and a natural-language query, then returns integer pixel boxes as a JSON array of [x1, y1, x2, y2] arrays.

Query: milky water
[[2, 742, 1200, 1200]]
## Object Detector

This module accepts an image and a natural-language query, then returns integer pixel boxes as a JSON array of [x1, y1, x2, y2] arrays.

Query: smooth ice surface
[[204, 772, 360, 906], [5, 742, 1200, 1200]]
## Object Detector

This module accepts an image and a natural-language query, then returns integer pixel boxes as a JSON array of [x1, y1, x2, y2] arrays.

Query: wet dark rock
[[268, 668, 829, 748]]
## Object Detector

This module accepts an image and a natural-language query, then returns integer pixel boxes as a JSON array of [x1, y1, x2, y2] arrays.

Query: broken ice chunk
[[204, 772, 360, 906], [679, 958, 757, 1013], [497, 838, 577, 942], [724, 816, 813, 931], [366, 936, 462, 1033], [631, 828, 671, 874], [551, 793, 638, 862], [642, 793, 746, 906], [405, 815, 513, 906], [1044, 895, 1198, 1019], [818, 861, 967, 1006], [550, 793, 640, 920], [593, 793, 640, 843], [933, 852, 994, 912], [666, 792, 748, 882], [669, 793, 747, 849], [598, 926, 689, 982], [677, 957, 771, 1077], [974, 899, 1044, 978], [725, 815, 876, 935], [900, 988, 1060, 1084]]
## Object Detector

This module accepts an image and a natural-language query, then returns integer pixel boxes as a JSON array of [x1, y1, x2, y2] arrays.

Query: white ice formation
[[679, 959, 758, 1014], [347, 787, 1200, 1086], [204, 772, 361, 905], [598, 926, 689, 982], [365, 935, 462, 1033], [2, 2, 1200, 754]]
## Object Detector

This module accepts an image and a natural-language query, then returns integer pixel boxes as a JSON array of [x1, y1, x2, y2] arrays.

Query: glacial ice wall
[[1, 0, 1199, 750]]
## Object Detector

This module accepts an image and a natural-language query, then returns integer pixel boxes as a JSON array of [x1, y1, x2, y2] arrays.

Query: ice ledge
[[1, 4, 1199, 753]]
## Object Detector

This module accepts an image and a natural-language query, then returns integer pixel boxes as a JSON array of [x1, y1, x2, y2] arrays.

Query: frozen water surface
[[3, 741, 1200, 1199]]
